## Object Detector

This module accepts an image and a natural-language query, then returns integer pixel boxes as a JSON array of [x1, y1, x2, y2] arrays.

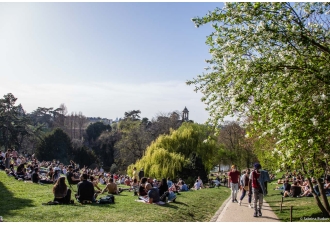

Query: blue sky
[[0, 2, 224, 123]]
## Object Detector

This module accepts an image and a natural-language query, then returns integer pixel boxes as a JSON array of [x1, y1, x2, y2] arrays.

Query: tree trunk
[[307, 178, 329, 216], [317, 178, 330, 215]]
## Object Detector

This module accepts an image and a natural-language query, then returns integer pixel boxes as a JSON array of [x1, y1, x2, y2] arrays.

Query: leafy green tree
[[124, 110, 141, 121], [0, 93, 30, 151], [94, 130, 120, 169], [115, 119, 153, 170], [188, 2, 330, 215], [128, 122, 218, 183], [36, 128, 73, 164], [73, 146, 98, 168], [86, 122, 111, 142]]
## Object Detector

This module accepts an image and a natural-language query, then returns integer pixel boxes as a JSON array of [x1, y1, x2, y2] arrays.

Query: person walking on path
[[239, 168, 252, 208], [228, 165, 240, 203], [249, 163, 268, 217]]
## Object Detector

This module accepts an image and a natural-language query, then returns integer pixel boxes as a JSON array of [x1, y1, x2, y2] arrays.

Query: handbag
[[243, 186, 249, 191]]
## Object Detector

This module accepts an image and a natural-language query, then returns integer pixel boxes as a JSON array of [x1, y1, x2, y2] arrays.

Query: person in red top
[[249, 163, 263, 217], [228, 165, 240, 203]]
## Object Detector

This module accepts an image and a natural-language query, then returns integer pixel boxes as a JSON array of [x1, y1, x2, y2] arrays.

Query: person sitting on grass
[[125, 176, 131, 186], [180, 181, 189, 191], [192, 179, 201, 190], [300, 184, 312, 197], [282, 179, 291, 197], [67, 165, 80, 185], [130, 178, 139, 194], [138, 177, 148, 199], [90, 176, 102, 193], [158, 178, 169, 202], [197, 176, 204, 189], [167, 177, 173, 188], [145, 183, 160, 204], [53, 177, 72, 204], [98, 174, 106, 185], [32, 168, 53, 184], [76, 174, 97, 203], [101, 178, 122, 195], [52, 169, 61, 184], [47, 167, 54, 181], [324, 177, 330, 196], [290, 181, 302, 197]]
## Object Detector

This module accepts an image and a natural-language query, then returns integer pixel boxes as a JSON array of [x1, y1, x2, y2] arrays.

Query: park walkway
[[211, 194, 280, 222]]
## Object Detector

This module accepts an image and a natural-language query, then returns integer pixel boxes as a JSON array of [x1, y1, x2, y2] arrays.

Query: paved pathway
[[211, 193, 280, 222]]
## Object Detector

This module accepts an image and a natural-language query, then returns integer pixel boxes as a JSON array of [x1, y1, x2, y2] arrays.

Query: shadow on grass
[[0, 180, 34, 218], [171, 201, 189, 206]]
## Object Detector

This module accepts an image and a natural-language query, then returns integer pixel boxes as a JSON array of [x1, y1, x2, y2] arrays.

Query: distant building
[[182, 106, 189, 122]]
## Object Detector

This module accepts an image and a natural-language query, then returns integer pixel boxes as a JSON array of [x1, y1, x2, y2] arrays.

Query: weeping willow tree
[[127, 122, 218, 181]]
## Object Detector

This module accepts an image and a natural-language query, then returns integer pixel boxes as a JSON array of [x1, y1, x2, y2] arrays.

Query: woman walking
[[238, 168, 252, 208]]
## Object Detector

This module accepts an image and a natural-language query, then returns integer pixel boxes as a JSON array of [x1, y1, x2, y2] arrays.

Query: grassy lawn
[[0, 171, 230, 222], [265, 174, 330, 222]]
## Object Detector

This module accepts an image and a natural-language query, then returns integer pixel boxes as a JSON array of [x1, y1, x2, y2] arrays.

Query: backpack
[[98, 194, 115, 204]]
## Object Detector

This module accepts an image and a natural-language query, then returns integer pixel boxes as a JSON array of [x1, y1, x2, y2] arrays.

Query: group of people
[[1, 151, 200, 205], [228, 163, 271, 218], [276, 173, 330, 198]]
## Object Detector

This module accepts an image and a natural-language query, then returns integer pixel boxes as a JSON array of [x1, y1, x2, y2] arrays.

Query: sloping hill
[[0, 172, 230, 222]]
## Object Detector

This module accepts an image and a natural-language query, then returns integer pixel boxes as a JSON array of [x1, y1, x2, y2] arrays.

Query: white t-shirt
[[99, 177, 105, 185], [16, 158, 21, 165], [194, 182, 201, 190], [62, 168, 67, 175]]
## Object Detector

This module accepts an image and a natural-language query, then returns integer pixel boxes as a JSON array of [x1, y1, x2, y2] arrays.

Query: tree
[[115, 123, 153, 170], [218, 122, 255, 169], [35, 128, 73, 164], [149, 111, 182, 139], [0, 93, 30, 151], [124, 110, 141, 121], [188, 2, 330, 215], [95, 130, 120, 169], [76, 112, 87, 140], [128, 122, 218, 184], [28, 107, 54, 129], [72, 146, 98, 168], [86, 122, 111, 142]]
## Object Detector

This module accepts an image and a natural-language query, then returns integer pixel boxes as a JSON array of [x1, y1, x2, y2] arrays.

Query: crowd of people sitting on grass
[[274, 171, 330, 198], [0, 149, 214, 205]]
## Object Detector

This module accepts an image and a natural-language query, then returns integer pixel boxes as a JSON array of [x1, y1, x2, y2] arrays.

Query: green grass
[[265, 173, 330, 222], [0, 172, 230, 222]]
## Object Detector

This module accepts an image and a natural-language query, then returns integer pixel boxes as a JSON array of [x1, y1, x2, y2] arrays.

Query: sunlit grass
[[0, 171, 230, 222], [264, 173, 330, 222]]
